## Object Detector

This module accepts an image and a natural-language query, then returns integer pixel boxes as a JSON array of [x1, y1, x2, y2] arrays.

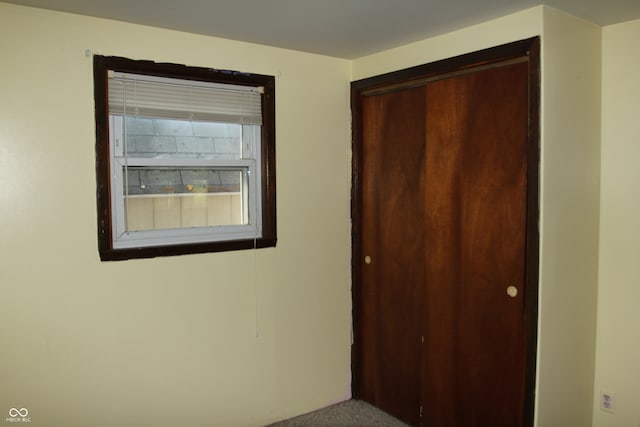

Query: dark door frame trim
[[350, 36, 540, 427]]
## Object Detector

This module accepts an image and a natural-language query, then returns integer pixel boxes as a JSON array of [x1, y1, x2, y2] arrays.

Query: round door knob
[[364, 256, 372, 264], [506, 286, 518, 298]]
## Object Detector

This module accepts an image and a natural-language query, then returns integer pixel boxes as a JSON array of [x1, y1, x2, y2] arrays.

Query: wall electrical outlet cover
[[600, 391, 615, 413]]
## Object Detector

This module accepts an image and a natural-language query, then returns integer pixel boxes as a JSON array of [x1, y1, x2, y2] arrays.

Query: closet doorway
[[351, 38, 540, 427]]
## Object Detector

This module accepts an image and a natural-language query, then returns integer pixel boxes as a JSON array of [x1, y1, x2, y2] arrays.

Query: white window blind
[[108, 71, 263, 125]]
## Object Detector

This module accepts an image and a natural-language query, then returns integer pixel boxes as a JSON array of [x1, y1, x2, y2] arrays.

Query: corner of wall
[[535, 7, 602, 427], [592, 18, 640, 427]]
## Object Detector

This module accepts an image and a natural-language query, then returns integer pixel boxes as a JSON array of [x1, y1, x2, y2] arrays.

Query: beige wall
[[0, 3, 352, 426], [537, 8, 602, 427], [593, 18, 640, 427], [352, 7, 542, 79], [353, 6, 602, 426]]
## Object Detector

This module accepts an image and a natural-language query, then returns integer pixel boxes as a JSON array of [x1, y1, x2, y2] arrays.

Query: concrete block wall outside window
[[123, 117, 244, 231]]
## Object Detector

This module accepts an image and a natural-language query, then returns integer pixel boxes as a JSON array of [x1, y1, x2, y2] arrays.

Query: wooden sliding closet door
[[353, 39, 538, 427], [421, 62, 528, 427], [358, 86, 427, 426]]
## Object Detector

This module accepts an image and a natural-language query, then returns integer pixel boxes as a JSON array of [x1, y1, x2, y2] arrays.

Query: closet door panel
[[357, 86, 427, 426], [422, 62, 529, 427]]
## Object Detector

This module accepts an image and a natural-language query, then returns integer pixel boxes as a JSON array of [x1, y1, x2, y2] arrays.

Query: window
[[94, 56, 276, 261]]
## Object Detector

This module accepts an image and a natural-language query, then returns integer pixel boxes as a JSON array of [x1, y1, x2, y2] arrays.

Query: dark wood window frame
[[93, 56, 276, 261]]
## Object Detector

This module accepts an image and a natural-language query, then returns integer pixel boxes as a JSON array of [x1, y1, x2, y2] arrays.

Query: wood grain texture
[[421, 62, 528, 427], [357, 86, 427, 426], [351, 38, 540, 427]]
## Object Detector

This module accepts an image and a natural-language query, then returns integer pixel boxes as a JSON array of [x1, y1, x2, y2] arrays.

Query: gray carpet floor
[[266, 399, 409, 427]]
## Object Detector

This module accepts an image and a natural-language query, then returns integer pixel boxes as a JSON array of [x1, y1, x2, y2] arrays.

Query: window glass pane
[[123, 166, 247, 231], [124, 117, 242, 160]]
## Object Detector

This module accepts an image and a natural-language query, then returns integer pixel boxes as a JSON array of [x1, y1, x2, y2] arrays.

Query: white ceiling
[[4, 0, 640, 58]]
